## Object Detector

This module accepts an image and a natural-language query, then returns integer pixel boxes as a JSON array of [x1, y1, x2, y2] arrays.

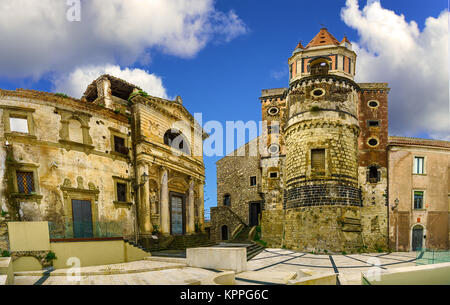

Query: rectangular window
[[269, 172, 278, 178], [116, 183, 127, 202], [414, 191, 424, 209], [9, 117, 29, 133], [368, 120, 380, 127], [250, 176, 257, 186], [413, 157, 424, 174], [16, 171, 35, 194], [311, 149, 325, 172], [113, 136, 128, 154]]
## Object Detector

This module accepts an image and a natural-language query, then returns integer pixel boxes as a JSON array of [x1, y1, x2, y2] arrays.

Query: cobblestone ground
[[13, 249, 419, 285]]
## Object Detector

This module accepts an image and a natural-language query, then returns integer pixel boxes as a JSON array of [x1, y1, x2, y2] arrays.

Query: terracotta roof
[[341, 36, 351, 45], [305, 28, 341, 49], [294, 41, 304, 50], [388, 136, 450, 149]]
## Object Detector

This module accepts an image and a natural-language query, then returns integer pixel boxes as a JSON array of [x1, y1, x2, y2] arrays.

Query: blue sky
[[0, 0, 448, 217]]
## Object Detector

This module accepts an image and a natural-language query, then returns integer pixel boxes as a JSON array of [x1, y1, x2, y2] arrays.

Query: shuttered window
[[311, 149, 325, 172], [116, 183, 127, 202], [16, 171, 35, 194]]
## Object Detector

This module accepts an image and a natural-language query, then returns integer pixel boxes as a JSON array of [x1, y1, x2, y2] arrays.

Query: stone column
[[96, 76, 113, 109], [187, 178, 195, 234], [198, 182, 205, 230], [139, 163, 152, 234], [160, 168, 170, 235]]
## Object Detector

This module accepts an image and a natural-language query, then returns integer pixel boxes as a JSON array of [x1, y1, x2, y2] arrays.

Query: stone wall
[[262, 206, 366, 253], [215, 137, 263, 225], [0, 215, 8, 252], [210, 206, 246, 242]]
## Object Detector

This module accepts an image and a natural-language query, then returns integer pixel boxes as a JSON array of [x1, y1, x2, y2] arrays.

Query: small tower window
[[368, 120, 380, 127], [367, 165, 381, 183], [311, 149, 325, 173], [223, 194, 231, 207], [368, 138, 379, 147], [368, 100, 379, 108], [250, 176, 257, 186]]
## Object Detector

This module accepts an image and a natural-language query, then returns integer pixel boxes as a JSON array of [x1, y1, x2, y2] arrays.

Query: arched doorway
[[412, 225, 424, 251], [221, 225, 228, 241]]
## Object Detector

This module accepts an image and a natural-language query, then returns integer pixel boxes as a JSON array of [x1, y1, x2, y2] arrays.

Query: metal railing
[[416, 249, 450, 266]]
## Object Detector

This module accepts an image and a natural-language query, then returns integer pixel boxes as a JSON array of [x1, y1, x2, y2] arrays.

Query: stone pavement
[[247, 249, 418, 284], [12, 249, 420, 285]]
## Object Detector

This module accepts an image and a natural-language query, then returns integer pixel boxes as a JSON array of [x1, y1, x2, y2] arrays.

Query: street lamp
[[133, 172, 149, 189], [392, 198, 399, 252]]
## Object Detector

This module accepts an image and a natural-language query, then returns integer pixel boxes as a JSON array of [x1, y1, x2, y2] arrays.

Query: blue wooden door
[[72, 200, 93, 238]]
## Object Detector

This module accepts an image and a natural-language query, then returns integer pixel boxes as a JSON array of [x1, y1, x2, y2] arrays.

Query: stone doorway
[[221, 225, 229, 240]]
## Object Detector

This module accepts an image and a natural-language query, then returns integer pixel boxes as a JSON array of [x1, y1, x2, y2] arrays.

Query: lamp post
[[391, 198, 399, 252]]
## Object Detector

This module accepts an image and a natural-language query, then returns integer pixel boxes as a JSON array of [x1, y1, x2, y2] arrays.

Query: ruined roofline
[[82, 74, 142, 102], [388, 136, 450, 150], [0, 88, 128, 123]]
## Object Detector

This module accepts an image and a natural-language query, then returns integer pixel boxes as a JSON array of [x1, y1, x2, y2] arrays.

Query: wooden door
[[72, 200, 93, 238], [412, 226, 423, 251]]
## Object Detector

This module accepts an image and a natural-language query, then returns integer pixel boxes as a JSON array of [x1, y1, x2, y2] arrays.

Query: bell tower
[[283, 28, 363, 252]]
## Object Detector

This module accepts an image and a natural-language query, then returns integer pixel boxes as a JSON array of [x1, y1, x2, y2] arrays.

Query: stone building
[[0, 74, 206, 247], [211, 28, 450, 252]]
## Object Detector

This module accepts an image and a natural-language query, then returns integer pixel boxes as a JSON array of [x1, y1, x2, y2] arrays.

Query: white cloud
[[341, 0, 449, 140], [0, 0, 247, 78], [52, 65, 168, 99]]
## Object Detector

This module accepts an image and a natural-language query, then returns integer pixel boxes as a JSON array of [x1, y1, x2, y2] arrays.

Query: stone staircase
[[225, 226, 265, 261], [124, 239, 152, 254]]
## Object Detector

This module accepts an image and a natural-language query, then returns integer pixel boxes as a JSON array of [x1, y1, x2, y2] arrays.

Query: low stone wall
[[262, 206, 365, 253], [187, 247, 247, 273]]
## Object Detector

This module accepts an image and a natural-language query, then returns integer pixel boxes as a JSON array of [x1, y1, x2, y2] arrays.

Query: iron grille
[[16, 171, 35, 194]]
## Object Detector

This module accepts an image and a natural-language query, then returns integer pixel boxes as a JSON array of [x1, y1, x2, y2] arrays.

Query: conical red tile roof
[[305, 28, 340, 49]]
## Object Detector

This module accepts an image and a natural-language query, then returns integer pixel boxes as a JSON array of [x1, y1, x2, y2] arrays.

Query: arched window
[[223, 194, 231, 207], [163, 129, 190, 155], [309, 58, 331, 75], [367, 165, 380, 183], [221, 225, 229, 240]]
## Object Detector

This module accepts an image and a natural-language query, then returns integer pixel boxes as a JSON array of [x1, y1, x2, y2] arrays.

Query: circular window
[[368, 100, 379, 108], [267, 107, 280, 116], [368, 138, 379, 147], [312, 88, 325, 97], [268, 144, 280, 155]]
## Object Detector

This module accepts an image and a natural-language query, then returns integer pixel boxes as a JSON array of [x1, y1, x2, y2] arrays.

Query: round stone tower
[[283, 29, 363, 252]]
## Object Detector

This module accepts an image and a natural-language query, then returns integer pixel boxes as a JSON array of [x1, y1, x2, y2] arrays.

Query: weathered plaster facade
[[388, 137, 450, 251], [0, 75, 206, 247]]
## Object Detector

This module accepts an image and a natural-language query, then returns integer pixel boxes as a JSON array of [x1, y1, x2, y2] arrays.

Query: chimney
[[96, 76, 113, 109]]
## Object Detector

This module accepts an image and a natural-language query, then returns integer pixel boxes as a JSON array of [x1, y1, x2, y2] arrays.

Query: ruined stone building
[[0, 75, 206, 247], [210, 28, 450, 252]]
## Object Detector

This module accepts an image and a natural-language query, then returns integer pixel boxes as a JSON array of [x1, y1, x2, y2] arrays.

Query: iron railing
[[416, 249, 450, 266]]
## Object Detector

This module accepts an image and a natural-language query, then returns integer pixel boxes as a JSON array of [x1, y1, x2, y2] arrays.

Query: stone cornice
[[289, 74, 361, 92]]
